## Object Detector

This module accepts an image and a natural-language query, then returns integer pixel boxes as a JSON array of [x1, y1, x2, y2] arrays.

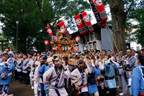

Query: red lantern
[[80, 11, 94, 33], [45, 26, 53, 36], [89, 0, 108, 27], [93, 0, 108, 23], [75, 36, 80, 43], [56, 21, 65, 33], [56, 21, 69, 36], [74, 14, 86, 35], [44, 40, 49, 46]]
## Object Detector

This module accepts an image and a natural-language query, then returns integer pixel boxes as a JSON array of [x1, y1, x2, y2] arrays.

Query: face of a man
[[23, 55, 27, 59], [5, 48, 9, 52], [78, 63, 84, 70], [126, 50, 131, 56], [54, 57, 61, 68], [2, 56, 8, 61]]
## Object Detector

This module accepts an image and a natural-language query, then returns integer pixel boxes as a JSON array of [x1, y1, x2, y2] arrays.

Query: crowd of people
[[0, 47, 144, 96]]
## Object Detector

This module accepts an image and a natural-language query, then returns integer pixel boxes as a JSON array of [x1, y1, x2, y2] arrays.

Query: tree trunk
[[108, 0, 126, 54]]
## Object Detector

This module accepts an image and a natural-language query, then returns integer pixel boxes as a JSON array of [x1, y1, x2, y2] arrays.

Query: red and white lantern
[[80, 11, 94, 33], [93, 0, 108, 23], [75, 36, 80, 43], [45, 26, 53, 36], [89, 0, 108, 27], [44, 40, 49, 46], [56, 21, 69, 36], [74, 14, 86, 35]]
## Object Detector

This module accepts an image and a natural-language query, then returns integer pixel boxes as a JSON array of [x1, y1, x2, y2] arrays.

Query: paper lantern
[[44, 40, 49, 46], [80, 11, 94, 33], [74, 14, 86, 35], [45, 26, 53, 36], [75, 36, 80, 43], [89, 0, 108, 27]]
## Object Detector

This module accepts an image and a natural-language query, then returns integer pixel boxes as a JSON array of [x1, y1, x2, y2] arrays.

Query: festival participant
[[115, 51, 124, 88], [14, 54, 18, 80], [0, 53, 14, 95], [27, 54, 35, 89], [22, 54, 29, 85], [71, 58, 92, 96], [119, 49, 136, 96], [43, 55, 70, 96], [34, 57, 41, 96], [16, 54, 23, 84], [39, 57, 54, 96], [130, 55, 144, 96], [88, 60, 100, 96], [105, 56, 119, 96], [131, 49, 138, 67], [97, 50, 108, 96], [38, 56, 45, 96], [0, 54, 2, 62], [107, 50, 111, 58]]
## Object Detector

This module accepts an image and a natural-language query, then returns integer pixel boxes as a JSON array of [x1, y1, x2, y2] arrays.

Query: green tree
[[0, 0, 90, 53], [130, 1, 144, 47], [104, 0, 138, 54]]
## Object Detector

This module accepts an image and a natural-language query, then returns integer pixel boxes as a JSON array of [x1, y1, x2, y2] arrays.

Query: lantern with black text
[[44, 40, 49, 46], [75, 36, 80, 43], [45, 26, 53, 36], [89, 0, 108, 27], [81, 11, 94, 33], [93, 0, 108, 23], [74, 14, 86, 35]]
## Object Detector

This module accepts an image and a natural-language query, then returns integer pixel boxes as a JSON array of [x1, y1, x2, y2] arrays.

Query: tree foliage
[[0, 0, 90, 53]]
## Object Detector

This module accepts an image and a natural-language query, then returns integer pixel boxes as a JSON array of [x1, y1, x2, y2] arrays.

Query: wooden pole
[[104, 28, 115, 55], [106, 24, 126, 69], [106, 24, 119, 54]]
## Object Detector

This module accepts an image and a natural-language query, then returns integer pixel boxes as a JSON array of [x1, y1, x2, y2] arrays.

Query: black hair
[[132, 49, 136, 52], [52, 55, 58, 63], [127, 49, 132, 52], [5, 47, 10, 49], [2, 53, 9, 58], [43, 55, 47, 61], [96, 50, 100, 53], [102, 49, 107, 53], [138, 55, 144, 65], [77, 60, 85, 65]]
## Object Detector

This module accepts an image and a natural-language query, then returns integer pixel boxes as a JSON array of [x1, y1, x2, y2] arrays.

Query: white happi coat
[[27, 59, 34, 77], [43, 66, 70, 96], [71, 68, 89, 94]]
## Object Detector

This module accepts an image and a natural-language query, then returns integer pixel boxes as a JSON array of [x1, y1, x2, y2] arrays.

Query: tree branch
[[125, 0, 134, 15]]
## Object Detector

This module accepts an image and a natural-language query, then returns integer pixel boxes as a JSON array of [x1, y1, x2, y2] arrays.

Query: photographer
[[0, 53, 15, 95]]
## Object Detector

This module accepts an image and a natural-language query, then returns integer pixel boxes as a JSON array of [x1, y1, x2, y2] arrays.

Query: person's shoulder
[[72, 68, 79, 73], [133, 65, 143, 73]]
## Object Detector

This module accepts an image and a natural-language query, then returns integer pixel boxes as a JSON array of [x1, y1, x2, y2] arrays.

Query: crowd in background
[[0, 47, 144, 96]]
